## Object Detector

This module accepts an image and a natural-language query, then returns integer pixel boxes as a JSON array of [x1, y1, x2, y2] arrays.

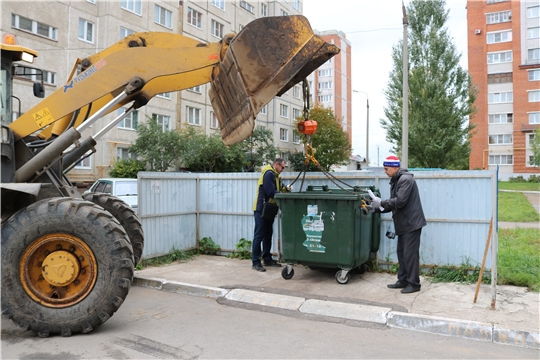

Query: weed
[[198, 237, 221, 255], [227, 238, 252, 260], [425, 258, 490, 285], [135, 247, 195, 270]]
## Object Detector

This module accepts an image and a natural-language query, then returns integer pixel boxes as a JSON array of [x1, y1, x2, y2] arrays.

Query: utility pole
[[402, 1, 409, 168], [353, 90, 369, 166]]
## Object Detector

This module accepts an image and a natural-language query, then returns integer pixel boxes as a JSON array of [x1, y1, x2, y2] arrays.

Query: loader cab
[[0, 33, 42, 125]]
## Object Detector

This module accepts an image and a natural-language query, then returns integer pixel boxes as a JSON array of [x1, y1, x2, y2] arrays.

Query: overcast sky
[[303, 0, 468, 166]]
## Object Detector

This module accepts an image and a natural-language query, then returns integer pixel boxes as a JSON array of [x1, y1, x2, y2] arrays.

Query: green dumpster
[[275, 185, 381, 284]]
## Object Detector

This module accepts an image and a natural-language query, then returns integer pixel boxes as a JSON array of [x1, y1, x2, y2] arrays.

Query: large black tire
[[83, 193, 144, 266], [1, 197, 134, 337]]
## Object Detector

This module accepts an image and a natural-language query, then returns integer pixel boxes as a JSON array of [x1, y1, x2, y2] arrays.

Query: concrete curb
[[133, 275, 539, 349]]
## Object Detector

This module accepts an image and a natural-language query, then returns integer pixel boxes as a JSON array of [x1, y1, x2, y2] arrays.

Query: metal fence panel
[[138, 170, 496, 269]]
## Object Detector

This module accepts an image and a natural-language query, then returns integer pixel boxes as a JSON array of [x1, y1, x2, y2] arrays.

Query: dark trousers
[[252, 211, 274, 265], [396, 228, 422, 287]]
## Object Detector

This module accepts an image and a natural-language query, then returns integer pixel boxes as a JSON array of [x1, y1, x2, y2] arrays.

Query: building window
[[280, 104, 288, 118], [117, 148, 136, 160], [527, 133, 537, 167], [188, 7, 202, 29], [488, 155, 512, 165], [293, 108, 302, 120], [293, 132, 301, 144], [75, 154, 91, 169], [78, 19, 94, 43], [488, 113, 513, 124], [487, 51, 512, 64], [120, 27, 134, 39], [527, 6, 539, 18], [11, 14, 57, 41], [211, 20, 224, 38], [186, 106, 201, 125], [121, 0, 142, 15], [528, 27, 540, 39], [318, 81, 332, 90], [529, 90, 540, 102], [486, 30, 511, 44], [528, 48, 540, 62], [529, 70, 540, 81], [486, 0, 509, 3], [318, 69, 332, 77], [293, 85, 301, 99], [117, 108, 139, 129], [529, 112, 540, 124], [489, 134, 513, 145], [155, 5, 172, 28], [153, 114, 170, 131], [210, 112, 219, 129], [156, 92, 171, 99], [280, 128, 288, 141], [488, 91, 513, 104], [486, 11, 511, 24], [240, 1, 254, 14], [260, 105, 267, 115], [293, 0, 301, 11], [318, 95, 333, 102], [187, 86, 201, 93], [280, 9, 289, 16], [487, 72, 512, 84], [261, 3, 267, 17], [212, 0, 225, 11]]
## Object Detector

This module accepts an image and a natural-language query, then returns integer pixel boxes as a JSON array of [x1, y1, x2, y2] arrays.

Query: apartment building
[[467, 0, 540, 178], [309, 30, 352, 143]]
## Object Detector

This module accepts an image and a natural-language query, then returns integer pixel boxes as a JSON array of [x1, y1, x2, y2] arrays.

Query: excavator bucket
[[209, 15, 340, 146]]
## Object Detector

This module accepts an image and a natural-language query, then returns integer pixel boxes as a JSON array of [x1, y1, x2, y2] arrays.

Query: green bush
[[109, 158, 146, 178], [528, 175, 540, 183], [227, 238, 252, 259]]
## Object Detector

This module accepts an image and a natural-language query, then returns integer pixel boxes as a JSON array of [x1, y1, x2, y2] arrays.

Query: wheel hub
[[42, 250, 80, 286]]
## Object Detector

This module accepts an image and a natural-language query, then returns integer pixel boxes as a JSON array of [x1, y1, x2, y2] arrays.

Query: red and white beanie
[[383, 155, 400, 167]]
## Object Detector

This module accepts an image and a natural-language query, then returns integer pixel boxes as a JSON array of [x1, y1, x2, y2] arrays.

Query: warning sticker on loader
[[33, 108, 53, 128], [301, 205, 335, 253]]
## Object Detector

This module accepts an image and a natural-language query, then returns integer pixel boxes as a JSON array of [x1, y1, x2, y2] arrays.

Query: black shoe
[[252, 264, 266, 272], [263, 260, 282, 267], [387, 281, 408, 289], [401, 285, 421, 294]]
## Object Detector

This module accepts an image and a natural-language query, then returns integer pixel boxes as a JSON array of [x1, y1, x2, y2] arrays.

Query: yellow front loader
[[1, 15, 339, 337]]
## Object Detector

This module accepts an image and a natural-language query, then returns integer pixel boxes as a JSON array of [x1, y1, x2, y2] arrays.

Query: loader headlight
[[2, 126, 12, 144]]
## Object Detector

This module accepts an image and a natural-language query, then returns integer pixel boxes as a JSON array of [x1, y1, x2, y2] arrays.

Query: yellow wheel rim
[[19, 233, 98, 308]]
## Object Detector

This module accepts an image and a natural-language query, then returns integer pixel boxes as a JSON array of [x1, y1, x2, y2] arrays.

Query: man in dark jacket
[[369, 155, 426, 294]]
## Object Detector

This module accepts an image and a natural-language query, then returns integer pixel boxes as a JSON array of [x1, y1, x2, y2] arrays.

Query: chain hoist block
[[297, 120, 317, 135]]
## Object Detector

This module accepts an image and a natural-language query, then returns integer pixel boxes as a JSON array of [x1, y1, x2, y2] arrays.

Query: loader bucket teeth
[[209, 15, 340, 146]]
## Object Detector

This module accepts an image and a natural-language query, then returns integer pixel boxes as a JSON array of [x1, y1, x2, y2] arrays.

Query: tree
[[177, 126, 244, 172], [530, 128, 540, 168], [381, 0, 477, 169], [129, 118, 183, 171], [109, 158, 146, 178], [240, 126, 277, 172], [289, 105, 351, 172]]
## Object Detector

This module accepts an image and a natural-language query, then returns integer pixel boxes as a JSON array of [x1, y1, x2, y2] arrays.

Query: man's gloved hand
[[286, 184, 293, 192], [364, 205, 375, 214], [367, 190, 384, 211]]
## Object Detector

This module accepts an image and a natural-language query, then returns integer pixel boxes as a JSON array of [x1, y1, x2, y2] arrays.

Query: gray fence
[[138, 169, 497, 269]]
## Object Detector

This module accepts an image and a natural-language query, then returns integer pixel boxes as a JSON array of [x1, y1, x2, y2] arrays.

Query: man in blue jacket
[[369, 155, 426, 293], [251, 158, 291, 272]]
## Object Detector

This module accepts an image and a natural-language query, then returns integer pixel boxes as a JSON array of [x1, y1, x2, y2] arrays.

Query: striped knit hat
[[383, 155, 400, 167]]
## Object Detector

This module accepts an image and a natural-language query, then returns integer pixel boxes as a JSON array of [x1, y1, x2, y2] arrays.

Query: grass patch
[[425, 258, 490, 285], [498, 228, 540, 292], [135, 248, 196, 270], [498, 182, 540, 191], [498, 192, 540, 222]]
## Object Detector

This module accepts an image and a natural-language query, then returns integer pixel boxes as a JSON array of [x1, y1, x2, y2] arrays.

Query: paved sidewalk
[[133, 255, 539, 350]]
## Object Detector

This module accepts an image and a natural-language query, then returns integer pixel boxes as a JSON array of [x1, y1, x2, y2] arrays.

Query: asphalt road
[[2, 286, 538, 359]]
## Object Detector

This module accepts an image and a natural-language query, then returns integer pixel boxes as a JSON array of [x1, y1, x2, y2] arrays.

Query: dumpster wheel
[[281, 266, 294, 280], [335, 270, 350, 284]]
